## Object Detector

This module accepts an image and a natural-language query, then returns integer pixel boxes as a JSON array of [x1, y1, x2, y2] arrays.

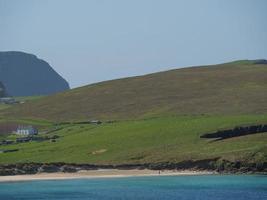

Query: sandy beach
[[0, 169, 215, 183]]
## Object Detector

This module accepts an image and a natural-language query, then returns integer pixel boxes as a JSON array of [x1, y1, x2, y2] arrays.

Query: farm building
[[0, 97, 17, 104], [16, 126, 38, 136], [89, 120, 102, 125]]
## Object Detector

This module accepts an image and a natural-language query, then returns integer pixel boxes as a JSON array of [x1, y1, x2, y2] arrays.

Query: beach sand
[[0, 169, 215, 182]]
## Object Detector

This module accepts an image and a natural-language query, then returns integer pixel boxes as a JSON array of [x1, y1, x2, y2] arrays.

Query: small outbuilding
[[89, 120, 102, 125], [16, 126, 38, 136]]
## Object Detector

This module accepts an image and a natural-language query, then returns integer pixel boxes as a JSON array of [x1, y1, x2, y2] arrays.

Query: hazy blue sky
[[1, 0, 267, 88]]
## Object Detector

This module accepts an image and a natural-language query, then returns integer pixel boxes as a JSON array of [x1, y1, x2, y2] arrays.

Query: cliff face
[[0, 51, 70, 96]]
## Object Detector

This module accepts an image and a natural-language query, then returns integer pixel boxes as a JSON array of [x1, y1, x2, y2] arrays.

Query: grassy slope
[[0, 104, 10, 111], [0, 115, 266, 164], [1, 60, 267, 121], [14, 95, 44, 102], [0, 95, 44, 111], [0, 60, 266, 165], [0, 96, 49, 135]]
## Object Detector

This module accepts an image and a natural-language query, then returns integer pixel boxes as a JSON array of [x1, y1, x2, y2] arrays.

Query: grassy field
[[0, 104, 11, 111], [0, 115, 266, 164], [0, 95, 44, 111], [14, 95, 44, 102], [1, 60, 267, 121]]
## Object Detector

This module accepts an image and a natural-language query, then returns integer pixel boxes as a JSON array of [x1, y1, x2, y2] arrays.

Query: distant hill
[[2, 60, 267, 121], [0, 51, 70, 96], [0, 82, 7, 97]]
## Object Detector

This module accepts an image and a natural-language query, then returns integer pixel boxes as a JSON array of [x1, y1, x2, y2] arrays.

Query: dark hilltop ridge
[[0, 51, 70, 96]]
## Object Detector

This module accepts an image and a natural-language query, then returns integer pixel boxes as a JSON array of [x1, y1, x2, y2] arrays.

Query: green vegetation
[[0, 115, 266, 164], [0, 60, 266, 168], [0, 104, 11, 111], [0, 118, 51, 126], [1, 60, 266, 121], [14, 95, 44, 102], [0, 95, 44, 111]]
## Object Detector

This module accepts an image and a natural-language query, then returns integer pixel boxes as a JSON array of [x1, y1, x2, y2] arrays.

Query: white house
[[16, 126, 38, 136]]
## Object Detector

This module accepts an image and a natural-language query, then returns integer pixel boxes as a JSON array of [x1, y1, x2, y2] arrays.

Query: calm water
[[0, 175, 266, 200]]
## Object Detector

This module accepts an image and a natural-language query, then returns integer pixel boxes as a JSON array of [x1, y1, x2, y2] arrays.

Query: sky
[[0, 0, 267, 88]]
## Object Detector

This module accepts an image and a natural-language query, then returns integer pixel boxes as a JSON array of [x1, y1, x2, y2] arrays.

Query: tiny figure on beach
[[158, 170, 161, 175]]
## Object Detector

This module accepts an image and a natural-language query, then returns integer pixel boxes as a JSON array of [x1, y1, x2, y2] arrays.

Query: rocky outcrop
[[200, 124, 267, 140], [0, 51, 69, 96]]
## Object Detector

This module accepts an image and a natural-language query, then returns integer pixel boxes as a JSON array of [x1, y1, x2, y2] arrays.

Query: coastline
[[0, 169, 216, 183]]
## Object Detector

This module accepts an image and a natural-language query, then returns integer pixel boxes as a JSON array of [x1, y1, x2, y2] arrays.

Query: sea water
[[0, 175, 266, 200]]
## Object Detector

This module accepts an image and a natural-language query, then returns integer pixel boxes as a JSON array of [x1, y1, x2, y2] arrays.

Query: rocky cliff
[[0, 51, 70, 96]]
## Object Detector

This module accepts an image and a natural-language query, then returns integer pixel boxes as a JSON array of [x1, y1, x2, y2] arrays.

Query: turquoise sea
[[0, 175, 266, 200]]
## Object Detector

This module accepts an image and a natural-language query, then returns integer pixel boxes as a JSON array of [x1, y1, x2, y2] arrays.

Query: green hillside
[[1, 60, 267, 121], [0, 95, 44, 111], [0, 115, 266, 165], [0, 60, 266, 170]]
